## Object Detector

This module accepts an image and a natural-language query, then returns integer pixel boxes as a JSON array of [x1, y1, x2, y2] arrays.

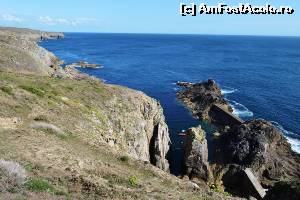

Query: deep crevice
[[149, 124, 159, 166]]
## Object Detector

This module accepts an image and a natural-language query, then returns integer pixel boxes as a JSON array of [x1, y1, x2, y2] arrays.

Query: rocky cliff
[[0, 27, 244, 200], [0, 27, 65, 76]]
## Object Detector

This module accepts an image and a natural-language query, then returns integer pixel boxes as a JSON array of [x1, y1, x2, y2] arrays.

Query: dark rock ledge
[[176, 79, 300, 200]]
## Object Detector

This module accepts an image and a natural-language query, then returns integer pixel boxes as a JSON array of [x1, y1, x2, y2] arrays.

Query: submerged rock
[[183, 126, 210, 181]]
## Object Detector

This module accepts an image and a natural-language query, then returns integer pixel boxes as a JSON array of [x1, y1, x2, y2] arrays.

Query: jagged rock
[[264, 181, 300, 200], [221, 165, 267, 199], [183, 126, 210, 181], [218, 119, 300, 187], [176, 79, 233, 125]]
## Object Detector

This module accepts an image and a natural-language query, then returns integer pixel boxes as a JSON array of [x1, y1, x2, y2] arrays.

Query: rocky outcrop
[[177, 79, 300, 198], [0, 27, 65, 76], [183, 126, 210, 181], [177, 80, 233, 125], [128, 96, 171, 171], [218, 119, 300, 187]]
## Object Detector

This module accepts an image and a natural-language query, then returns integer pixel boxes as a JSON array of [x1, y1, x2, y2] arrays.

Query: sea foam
[[221, 86, 238, 94], [226, 99, 254, 118], [271, 121, 300, 154]]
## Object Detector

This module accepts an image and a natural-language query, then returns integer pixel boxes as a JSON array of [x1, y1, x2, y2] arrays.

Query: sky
[[0, 0, 299, 36]]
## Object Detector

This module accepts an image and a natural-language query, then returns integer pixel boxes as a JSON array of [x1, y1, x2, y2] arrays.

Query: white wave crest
[[226, 99, 254, 118], [221, 86, 238, 95], [271, 121, 300, 153]]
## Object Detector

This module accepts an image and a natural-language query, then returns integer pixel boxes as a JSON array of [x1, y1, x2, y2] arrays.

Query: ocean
[[41, 33, 300, 174]]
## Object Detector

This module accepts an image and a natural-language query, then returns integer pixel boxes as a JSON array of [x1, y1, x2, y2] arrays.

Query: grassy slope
[[0, 71, 241, 200]]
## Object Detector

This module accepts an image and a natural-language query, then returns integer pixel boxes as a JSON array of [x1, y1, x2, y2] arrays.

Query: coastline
[[1, 26, 299, 199]]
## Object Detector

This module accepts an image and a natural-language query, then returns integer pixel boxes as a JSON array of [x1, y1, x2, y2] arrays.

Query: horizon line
[[61, 31, 300, 38], [1, 26, 300, 38]]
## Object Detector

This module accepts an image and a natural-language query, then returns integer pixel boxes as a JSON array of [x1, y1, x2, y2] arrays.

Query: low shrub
[[128, 175, 138, 187], [119, 155, 130, 162]]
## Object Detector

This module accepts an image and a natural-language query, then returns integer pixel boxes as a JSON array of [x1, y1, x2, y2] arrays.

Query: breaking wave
[[271, 121, 300, 154], [226, 99, 254, 118], [221, 86, 238, 95]]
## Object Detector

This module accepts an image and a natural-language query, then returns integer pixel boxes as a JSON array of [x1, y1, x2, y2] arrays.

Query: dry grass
[[0, 159, 27, 192], [0, 71, 242, 200]]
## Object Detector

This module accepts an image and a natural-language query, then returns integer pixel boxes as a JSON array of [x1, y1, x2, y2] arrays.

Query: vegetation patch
[[209, 184, 231, 197], [119, 155, 130, 162], [20, 85, 45, 97], [128, 175, 138, 187], [0, 85, 13, 95], [25, 178, 65, 195]]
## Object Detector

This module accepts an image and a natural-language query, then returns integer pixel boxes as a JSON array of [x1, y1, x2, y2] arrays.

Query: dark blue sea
[[41, 33, 300, 174]]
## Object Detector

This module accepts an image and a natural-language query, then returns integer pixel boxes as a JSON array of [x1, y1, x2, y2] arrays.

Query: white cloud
[[0, 14, 24, 22], [38, 16, 99, 26]]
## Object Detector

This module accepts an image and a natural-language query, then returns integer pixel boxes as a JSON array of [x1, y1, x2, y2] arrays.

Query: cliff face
[[0, 27, 65, 76], [0, 27, 170, 171], [104, 86, 170, 170]]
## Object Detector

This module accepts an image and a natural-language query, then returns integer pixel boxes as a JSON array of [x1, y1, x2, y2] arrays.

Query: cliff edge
[[0, 27, 241, 199]]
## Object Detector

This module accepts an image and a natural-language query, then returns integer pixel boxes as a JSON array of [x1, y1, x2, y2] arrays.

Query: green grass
[[25, 179, 54, 192], [128, 175, 138, 187], [0, 85, 13, 95], [25, 179, 59, 194], [20, 85, 45, 97], [119, 155, 130, 162]]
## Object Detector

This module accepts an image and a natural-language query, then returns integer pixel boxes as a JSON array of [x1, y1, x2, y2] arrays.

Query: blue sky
[[0, 0, 299, 36]]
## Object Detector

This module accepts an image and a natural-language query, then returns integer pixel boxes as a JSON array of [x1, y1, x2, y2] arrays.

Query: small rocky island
[[176, 79, 300, 200], [67, 61, 103, 69]]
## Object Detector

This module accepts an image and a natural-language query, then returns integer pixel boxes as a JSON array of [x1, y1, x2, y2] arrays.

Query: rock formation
[[177, 80, 233, 125], [177, 79, 300, 199], [218, 119, 300, 187], [183, 126, 210, 181], [149, 114, 170, 171]]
